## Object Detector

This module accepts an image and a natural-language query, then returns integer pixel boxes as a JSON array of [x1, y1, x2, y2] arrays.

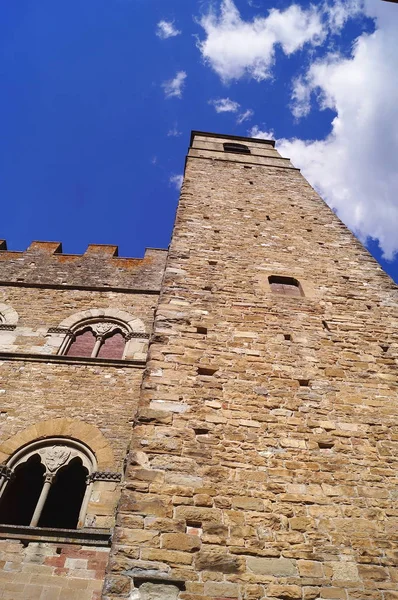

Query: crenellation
[[0, 243, 167, 290]]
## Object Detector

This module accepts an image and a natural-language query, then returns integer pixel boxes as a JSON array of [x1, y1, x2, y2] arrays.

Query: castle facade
[[0, 132, 397, 600]]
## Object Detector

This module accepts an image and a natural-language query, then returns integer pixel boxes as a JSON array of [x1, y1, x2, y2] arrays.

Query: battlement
[[0, 240, 168, 291]]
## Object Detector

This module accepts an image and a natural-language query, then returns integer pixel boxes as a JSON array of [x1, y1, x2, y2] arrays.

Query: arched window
[[223, 142, 251, 154], [0, 439, 96, 529], [65, 321, 127, 359]]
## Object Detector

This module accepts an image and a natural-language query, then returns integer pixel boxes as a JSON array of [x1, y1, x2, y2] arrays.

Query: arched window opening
[[66, 328, 96, 357], [64, 321, 128, 360], [0, 439, 96, 530], [223, 142, 251, 155], [0, 455, 45, 525], [97, 330, 125, 360], [39, 458, 88, 529]]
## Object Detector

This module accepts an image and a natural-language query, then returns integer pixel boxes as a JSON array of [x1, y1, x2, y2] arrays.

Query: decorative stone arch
[[47, 309, 149, 360], [58, 308, 146, 334], [0, 418, 115, 469], [0, 420, 122, 530], [0, 303, 18, 326]]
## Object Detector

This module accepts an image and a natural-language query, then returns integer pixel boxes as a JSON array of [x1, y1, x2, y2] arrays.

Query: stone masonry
[[0, 131, 398, 600], [103, 132, 398, 600], [0, 242, 167, 599]]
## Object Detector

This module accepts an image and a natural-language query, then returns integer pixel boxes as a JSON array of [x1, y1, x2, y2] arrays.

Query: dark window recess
[[223, 142, 251, 155], [194, 428, 209, 435], [269, 276, 303, 297], [0, 455, 45, 526], [266, 216, 271, 221], [39, 458, 88, 529], [284, 334, 292, 341], [196, 327, 208, 335], [197, 367, 218, 376], [298, 379, 310, 387], [66, 329, 96, 357]]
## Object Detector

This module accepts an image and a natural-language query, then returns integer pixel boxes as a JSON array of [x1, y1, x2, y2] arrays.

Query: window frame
[[0, 438, 97, 530], [60, 319, 129, 359], [223, 142, 251, 155]]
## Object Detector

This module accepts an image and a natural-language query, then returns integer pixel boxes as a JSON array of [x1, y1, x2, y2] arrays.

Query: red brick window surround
[[268, 275, 303, 297]]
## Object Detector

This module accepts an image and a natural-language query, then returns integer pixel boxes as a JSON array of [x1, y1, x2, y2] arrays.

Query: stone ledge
[[0, 351, 146, 368], [0, 524, 111, 546], [0, 280, 161, 294]]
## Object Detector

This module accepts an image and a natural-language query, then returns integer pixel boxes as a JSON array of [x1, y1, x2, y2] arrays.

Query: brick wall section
[[0, 243, 167, 291], [0, 539, 108, 599], [0, 286, 157, 354], [103, 133, 398, 599], [0, 244, 168, 599], [0, 360, 144, 473]]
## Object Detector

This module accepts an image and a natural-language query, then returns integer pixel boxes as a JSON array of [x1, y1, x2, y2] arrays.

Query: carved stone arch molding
[[0, 303, 19, 326], [0, 418, 115, 469], [58, 308, 146, 334], [50, 308, 149, 360]]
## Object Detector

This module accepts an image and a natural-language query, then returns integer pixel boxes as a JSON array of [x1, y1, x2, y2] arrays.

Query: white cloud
[[198, 0, 325, 82], [237, 109, 254, 124], [170, 174, 183, 190], [322, 0, 364, 33], [156, 20, 181, 39], [168, 126, 182, 137], [209, 97, 240, 113], [162, 71, 187, 99], [250, 126, 275, 141], [257, 1, 398, 259]]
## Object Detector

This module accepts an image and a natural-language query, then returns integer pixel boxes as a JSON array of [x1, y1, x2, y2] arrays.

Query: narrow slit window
[[223, 142, 251, 155], [269, 276, 303, 297]]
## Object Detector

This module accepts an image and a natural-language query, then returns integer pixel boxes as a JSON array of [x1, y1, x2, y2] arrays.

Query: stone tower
[[0, 131, 397, 600], [105, 132, 398, 600]]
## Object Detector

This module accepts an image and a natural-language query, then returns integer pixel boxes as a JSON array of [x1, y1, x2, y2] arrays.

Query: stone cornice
[[0, 524, 111, 546], [0, 351, 146, 369]]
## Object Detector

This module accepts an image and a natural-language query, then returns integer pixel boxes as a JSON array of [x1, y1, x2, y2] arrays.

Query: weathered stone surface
[[267, 584, 302, 599], [134, 582, 180, 600], [247, 557, 297, 577], [2, 131, 398, 600]]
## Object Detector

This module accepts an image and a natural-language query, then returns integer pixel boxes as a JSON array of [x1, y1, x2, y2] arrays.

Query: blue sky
[[1, 0, 398, 281]]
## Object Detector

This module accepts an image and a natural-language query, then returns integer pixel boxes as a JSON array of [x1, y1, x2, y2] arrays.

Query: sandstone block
[[267, 584, 302, 599], [161, 533, 201, 552], [298, 560, 324, 578], [135, 582, 180, 600], [195, 550, 244, 574], [246, 557, 297, 577], [203, 582, 239, 597]]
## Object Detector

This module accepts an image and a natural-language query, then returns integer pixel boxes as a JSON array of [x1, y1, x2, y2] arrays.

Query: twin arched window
[[64, 321, 128, 360], [0, 439, 96, 529]]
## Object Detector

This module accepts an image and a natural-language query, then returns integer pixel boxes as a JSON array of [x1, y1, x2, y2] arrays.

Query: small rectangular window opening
[[298, 379, 310, 387], [197, 327, 208, 335], [197, 367, 218, 376], [269, 275, 303, 297], [284, 334, 292, 341], [224, 142, 251, 154]]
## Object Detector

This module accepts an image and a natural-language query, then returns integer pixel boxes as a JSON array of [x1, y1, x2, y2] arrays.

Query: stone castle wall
[[104, 133, 398, 600], [0, 243, 167, 600]]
